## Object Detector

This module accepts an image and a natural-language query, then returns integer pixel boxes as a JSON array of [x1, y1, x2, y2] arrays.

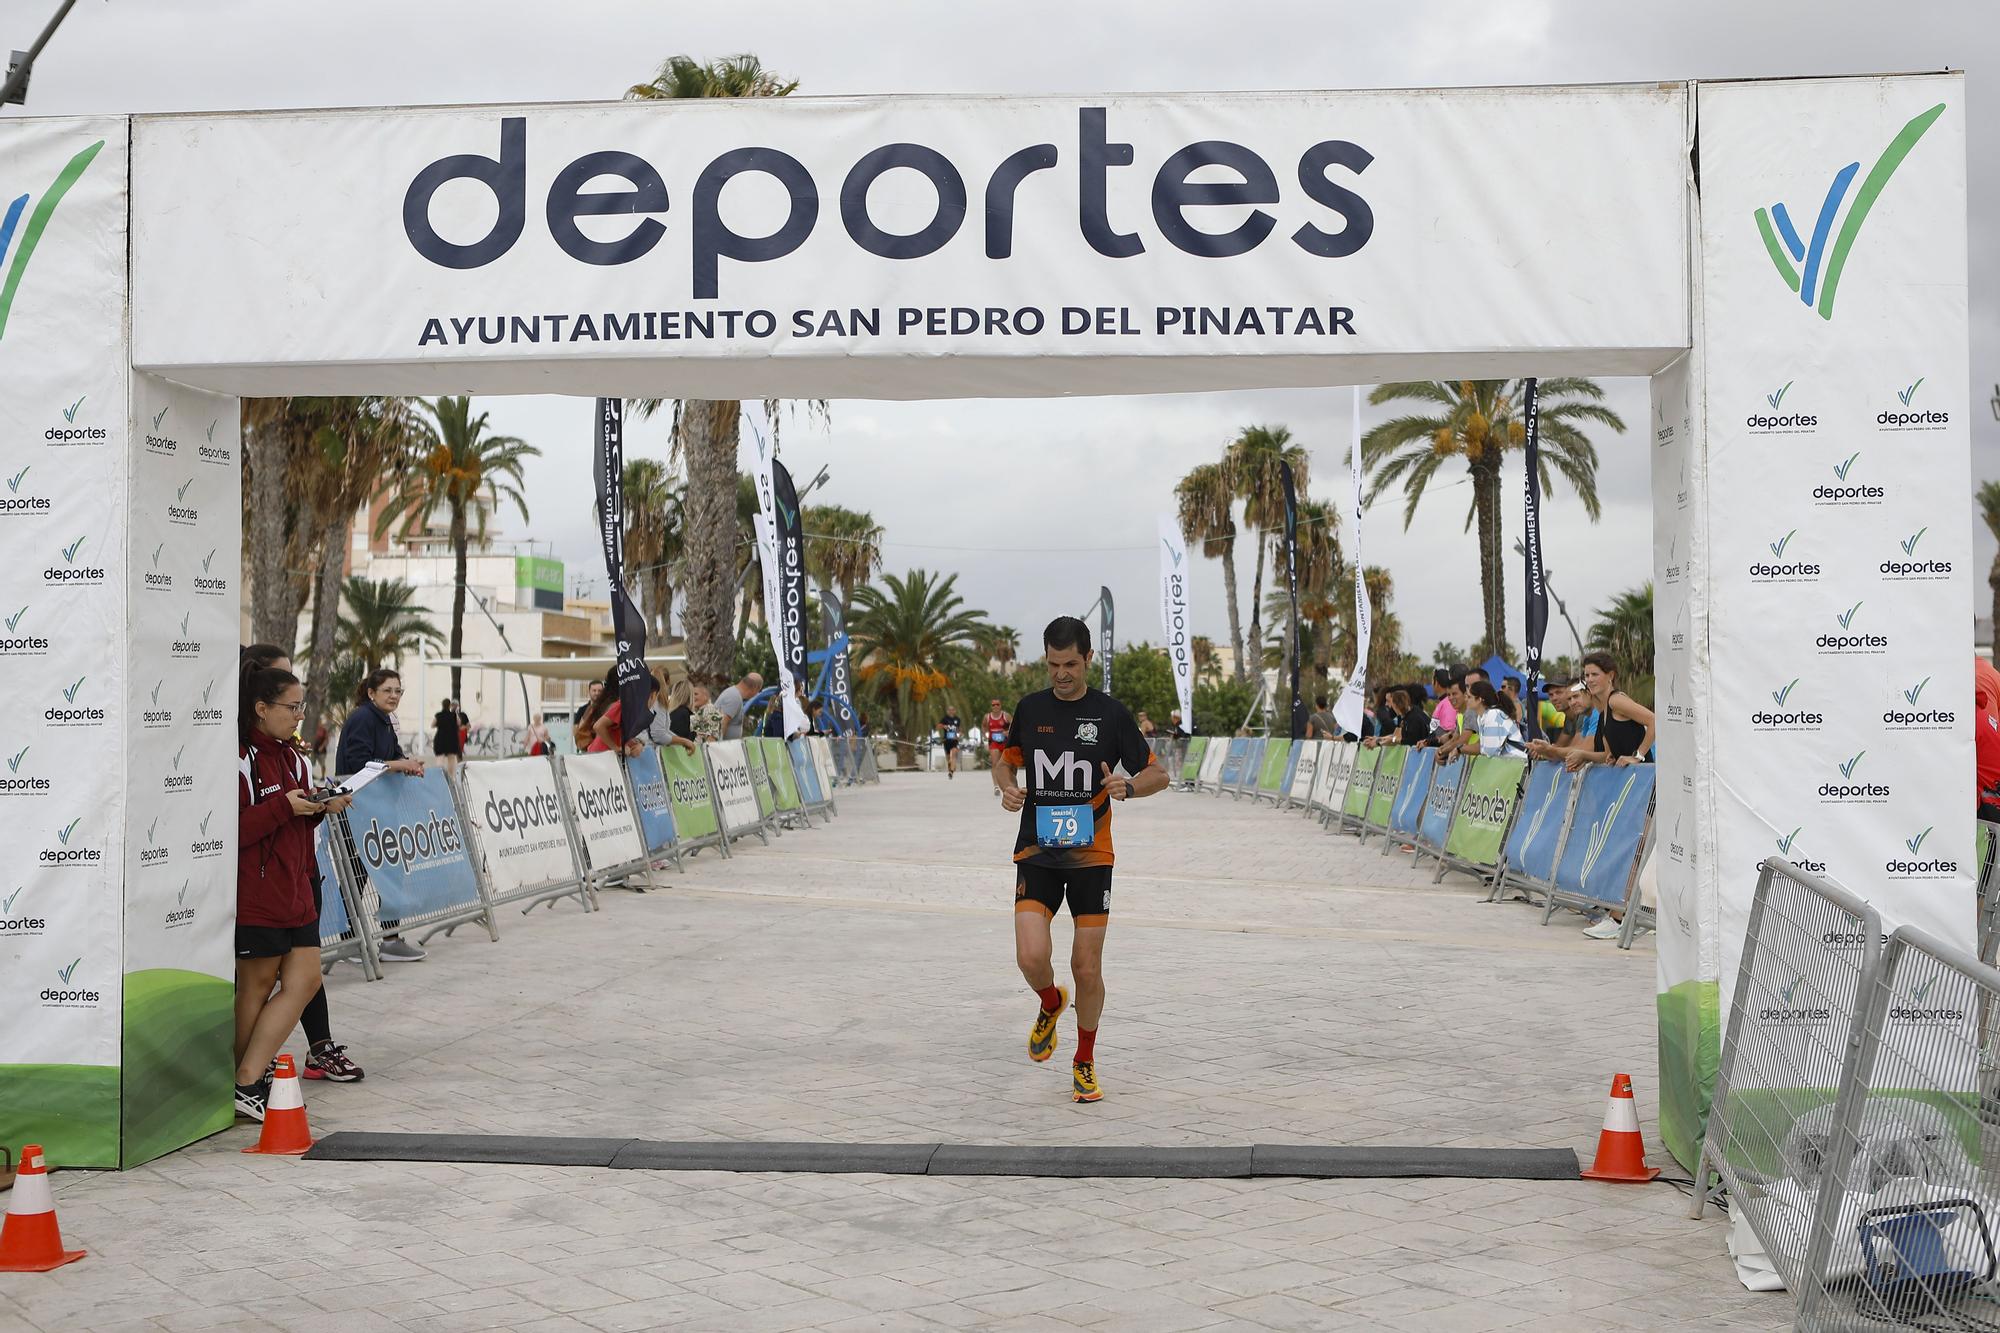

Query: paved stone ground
[[0, 772, 1789, 1332]]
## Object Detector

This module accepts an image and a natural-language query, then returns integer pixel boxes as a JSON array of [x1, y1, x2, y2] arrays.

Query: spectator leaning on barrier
[[1463, 680, 1528, 757], [715, 671, 763, 740], [1530, 652, 1653, 772], [661, 678, 700, 753], [1307, 695, 1340, 740], [574, 669, 616, 751], [571, 678, 602, 729], [241, 645, 364, 1083], [593, 668, 661, 756], [235, 666, 343, 1121], [336, 668, 429, 963]]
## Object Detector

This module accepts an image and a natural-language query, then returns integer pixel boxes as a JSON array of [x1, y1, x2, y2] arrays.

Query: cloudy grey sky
[[6, 0, 1995, 658]]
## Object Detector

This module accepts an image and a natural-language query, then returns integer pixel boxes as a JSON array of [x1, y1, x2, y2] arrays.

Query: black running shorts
[[236, 922, 320, 958], [1014, 863, 1112, 926]]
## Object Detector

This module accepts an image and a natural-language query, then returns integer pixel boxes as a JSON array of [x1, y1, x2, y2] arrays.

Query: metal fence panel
[[457, 756, 591, 913], [1543, 764, 1656, 921], [557, 750, 652, 887], [1692, 858, 1887, 1309], [1362, 745, 1408, 841], [1490, 761, 1579, 904], [1198, 735, 1228, 791], [1796, 923, 2000, 1330], [1340, 744, 1381, 829], [1385, 747, 1433, 845], [1414, 753, 1466, 866], [334, 766, 497, 944], [315, 820, 378, 976]]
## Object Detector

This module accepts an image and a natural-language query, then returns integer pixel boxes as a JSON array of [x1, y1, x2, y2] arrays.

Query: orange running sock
[[1075, 1028, 1097, 1064], [1036, 985, 1064, 1014]]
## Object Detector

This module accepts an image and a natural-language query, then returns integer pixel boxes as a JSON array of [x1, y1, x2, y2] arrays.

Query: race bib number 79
[[1035, 803, 1093, 848]]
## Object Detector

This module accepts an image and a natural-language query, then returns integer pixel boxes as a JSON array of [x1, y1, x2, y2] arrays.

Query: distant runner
[[994, 616, 1168, 1103], [984, 697, 1012, 799], [938, 708, 963, 780]]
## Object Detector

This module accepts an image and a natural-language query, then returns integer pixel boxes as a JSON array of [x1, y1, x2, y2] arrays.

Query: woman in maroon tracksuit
[[235, 668, 348, 1120]]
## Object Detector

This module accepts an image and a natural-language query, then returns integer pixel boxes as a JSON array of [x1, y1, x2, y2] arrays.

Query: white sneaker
[[1582, 916, 1624, 940], [377, 937, 428, 962]]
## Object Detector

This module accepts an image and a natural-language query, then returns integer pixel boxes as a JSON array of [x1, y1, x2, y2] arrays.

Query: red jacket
[[238, 733, 321, 929]]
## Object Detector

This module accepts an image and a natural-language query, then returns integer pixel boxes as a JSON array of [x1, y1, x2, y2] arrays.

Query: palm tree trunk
[[246, 420, 302, 649], [449, 500, 468, 703], [1474, 457, 1509, 659], [648, 567, 672, 641], [1221, 540, 1246, 683], [1990, 557, 2000, 657], [682, 399, 741, 691], [301, 512, 348, 736]]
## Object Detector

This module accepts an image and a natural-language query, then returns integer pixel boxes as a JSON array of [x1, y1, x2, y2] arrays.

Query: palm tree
[[1175, 461, 1246, 681], [1226, 424, 1310, 677], [1979, 481, 2000, 646], [1587, 583, 1655, 678], [803, 503, 885, 608], [374, 396, 540, 701], [1293, 499, 1342, 693], [620, 457, 683, 641], [625, 54, 802, 692], [848, 569, 993, 748], [1361, 378, 1623, 657], [1191, 635, 1217, 678], [983, 625, 1019, 671], [337, 577, 444, 671]]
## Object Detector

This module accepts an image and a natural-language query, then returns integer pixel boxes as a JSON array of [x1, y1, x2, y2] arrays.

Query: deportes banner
[[460, 757, 579, 895], [821, 599, 858, 733], [1444, 756, 1526, 869], [1502, 762, 1576, 884], [772, 457, 808, 722], [659, 744, 721, 842], [706, 740, 762, 835], [129, 89, 1690, 398], [1100, 585, 1114, 695], [1157, 515, 1195, 733], [1280, 459, 1306, 738], [559, 750, 645, 873], [1519, 378, 1547, 740], [1388, 747, 1433, 838], [749, 424, 809, 738], [1331, 388, 1370, 738], [341, 770, 480, 921], [623, 745, 678, 854], [1418, 754, 1464, 850], [593, 397, 652, 740], [1552, 764, 1656, 905]]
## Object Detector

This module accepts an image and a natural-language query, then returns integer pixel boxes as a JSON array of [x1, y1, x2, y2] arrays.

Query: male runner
[[937, 708, 963, 779], [983, 697, 1012, 798], [995, 616, 1169, 1103]]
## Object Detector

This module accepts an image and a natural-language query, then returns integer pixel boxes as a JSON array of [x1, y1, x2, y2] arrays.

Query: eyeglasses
[[272, 700, 306, 714]]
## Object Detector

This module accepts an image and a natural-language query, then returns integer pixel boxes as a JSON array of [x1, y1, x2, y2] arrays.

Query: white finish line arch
[[0, 72, 1972, 1172]]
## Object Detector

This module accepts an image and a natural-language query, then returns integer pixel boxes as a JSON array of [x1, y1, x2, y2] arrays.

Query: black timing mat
[[304, 1133, 1579, 1181]]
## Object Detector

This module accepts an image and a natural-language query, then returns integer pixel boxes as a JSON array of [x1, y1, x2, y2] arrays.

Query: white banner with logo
[[748, 421, 810, 739], [1666, 74, 1973, 1162], [128, 88, 1689, 398], [1330, 389, 1370, 738], [460, 757, 580, 894], [0, 117, 131, 1167], [704, 740, 763, 835], [558, 750, 646, 873], [1157, 514, 1194, 733]]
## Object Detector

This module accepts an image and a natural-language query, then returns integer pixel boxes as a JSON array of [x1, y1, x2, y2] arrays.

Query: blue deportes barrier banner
[[1219, 739, 1250, 787], [1553, 764, 1656, 905], [624, 745, 678, 854], [314, 822, 350, 942], [789, 739, 823, 806], [341, 769, 480, 921], [1504, 762, 1576, 884], [1418, 755, 1465, 850], [1388, 747, 1434, 838]]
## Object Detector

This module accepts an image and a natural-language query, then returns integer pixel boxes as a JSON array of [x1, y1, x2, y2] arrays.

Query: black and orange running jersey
[[1001, 687, 1154, 868]]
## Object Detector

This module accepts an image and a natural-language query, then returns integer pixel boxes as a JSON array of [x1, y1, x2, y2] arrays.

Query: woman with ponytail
[[238, 646, 365, 1083], [334, 668, 427, 962], [236, 666, 348, 1120]]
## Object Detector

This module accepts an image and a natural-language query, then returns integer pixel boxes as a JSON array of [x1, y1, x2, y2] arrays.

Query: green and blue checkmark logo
[[151, 406, 168, 431], [2, 887, 20, 915], [62, 676, 83, 703], [56, 818, 80, 845], [1837, 601, 1863, 630], [1766, 381, 1793, 410], [1906, 826, 1932, 855], [0, 139, 107, 344], [61, 535, 85, 563], [1905, 677, 1929, 705], [1769, 529, 1796, 558], [1777, 826, 1802, 855], [56, 958, 79, 985], [1898, 379, 1924, 406], [1755, 103, 1946, 320], [1901, 528, 1926, 555], [1772, 678, 1800, 706], [5, 606, 25, 633], [7, 745, 26, 773], [62, 395, 83, 423], [1834, 452, 1860, 481], [6, 465, 27, 494]]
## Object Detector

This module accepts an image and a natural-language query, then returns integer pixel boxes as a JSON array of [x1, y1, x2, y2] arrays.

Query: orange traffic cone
[[1580, 1072, 1660, 1182], [243, 1055, 314, 1156], [0, 1145, 85, 1271]]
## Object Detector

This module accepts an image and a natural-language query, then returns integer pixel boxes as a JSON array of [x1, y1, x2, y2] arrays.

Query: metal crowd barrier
[[1197, 735, 1228, 792], [1357, 745, 1407, 845], [1488, 761, 1581, 907], [315, 821, 379, 978], [1381, 746, 1432, 853], [1409, 752, 1466, 870], [1432, 755, 1529, 887], [1282, 739, 1319, 812], [1795, 925, 2000, 1330], [332, 766, 501, 948], [457, 754, 596, 915], [1691, 858, 1887, 1303], [557, 750, 657, 896], [1338, 744, 1382, 833], [1979, 822, 1999, 968], [705, 739, 772, 846], [1539, 764, 1658, 945]]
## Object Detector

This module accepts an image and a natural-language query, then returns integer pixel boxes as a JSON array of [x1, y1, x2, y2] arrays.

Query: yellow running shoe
[[1027, 986, 1069, 1062], [1072, 1061, 1102, 1103]]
